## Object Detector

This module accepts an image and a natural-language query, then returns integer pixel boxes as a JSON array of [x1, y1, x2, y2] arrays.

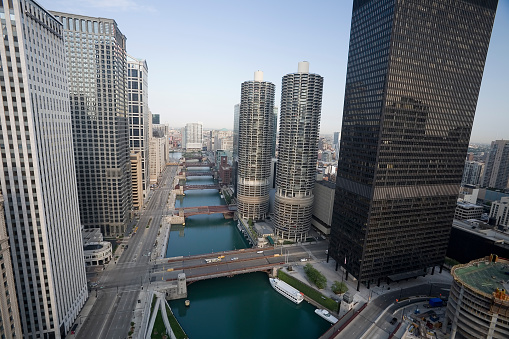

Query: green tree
[[304, 263, 327, 289], [331, 281, 348, 294]]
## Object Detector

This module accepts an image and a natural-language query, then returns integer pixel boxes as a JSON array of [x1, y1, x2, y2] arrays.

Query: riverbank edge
[[277, 268, 339, 313]]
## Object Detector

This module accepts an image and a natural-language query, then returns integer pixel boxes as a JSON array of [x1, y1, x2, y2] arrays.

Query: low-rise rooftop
[[454, 260, 509, 295]]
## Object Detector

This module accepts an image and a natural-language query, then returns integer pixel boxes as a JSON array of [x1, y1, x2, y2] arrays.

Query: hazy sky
[[40, 0, 508, 143]]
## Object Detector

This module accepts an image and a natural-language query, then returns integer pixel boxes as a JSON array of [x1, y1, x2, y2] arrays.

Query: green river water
[[166, 158, 331, 338]]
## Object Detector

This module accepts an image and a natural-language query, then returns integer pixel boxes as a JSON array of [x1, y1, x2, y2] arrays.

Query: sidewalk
[[287, 249, 453, 313], [71, 292, 98, 337]]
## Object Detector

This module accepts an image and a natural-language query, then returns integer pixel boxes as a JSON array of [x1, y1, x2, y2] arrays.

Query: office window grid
[[237, 80, 275, 220], [330, 0, 497, 284]]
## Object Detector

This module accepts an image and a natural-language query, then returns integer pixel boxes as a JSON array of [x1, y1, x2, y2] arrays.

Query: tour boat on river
[[269, 278, 304, 304]]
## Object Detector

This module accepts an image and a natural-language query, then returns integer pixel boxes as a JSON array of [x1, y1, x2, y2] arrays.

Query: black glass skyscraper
[[330, 0, 498, 289]]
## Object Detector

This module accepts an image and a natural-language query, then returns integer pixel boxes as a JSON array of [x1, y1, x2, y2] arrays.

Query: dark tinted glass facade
[[330, 0, 498, 285]]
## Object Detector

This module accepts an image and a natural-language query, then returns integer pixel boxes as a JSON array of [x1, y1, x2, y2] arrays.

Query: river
[[166, 154, 331, 338]]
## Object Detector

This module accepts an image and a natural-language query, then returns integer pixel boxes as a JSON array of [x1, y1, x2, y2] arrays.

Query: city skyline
[[39, 0, 509, 143]]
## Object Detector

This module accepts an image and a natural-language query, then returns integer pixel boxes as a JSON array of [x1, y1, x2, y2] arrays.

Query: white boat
[[314, 309, 338, 324], [269, 278, 304, 304]]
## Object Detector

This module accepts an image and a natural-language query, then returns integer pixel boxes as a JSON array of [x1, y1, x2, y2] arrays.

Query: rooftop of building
[[453, 258, 509, 296], [316, 180, 336, 189], [453, 219, 509, 242], [456, 201, 483, 209]]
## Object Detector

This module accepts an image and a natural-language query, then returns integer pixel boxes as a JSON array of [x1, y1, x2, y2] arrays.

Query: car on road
[[300, 258, 308, 262], [230, 257, 238, 261], [257, 251, 263, 254], [390, 317, 398, 325]]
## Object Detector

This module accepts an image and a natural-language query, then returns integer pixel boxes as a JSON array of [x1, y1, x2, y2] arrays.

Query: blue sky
[[40, 0, 508, 143]]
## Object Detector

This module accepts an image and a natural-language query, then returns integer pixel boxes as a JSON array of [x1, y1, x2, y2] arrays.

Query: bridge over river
[[175, 184, 220, 191], [152, 247, 286, 284]]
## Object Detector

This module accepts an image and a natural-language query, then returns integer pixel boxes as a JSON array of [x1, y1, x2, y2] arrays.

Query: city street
[[76, 165, 178, 339]]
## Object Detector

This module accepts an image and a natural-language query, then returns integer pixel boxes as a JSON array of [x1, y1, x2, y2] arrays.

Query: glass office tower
[[330, 0, 498, 289]]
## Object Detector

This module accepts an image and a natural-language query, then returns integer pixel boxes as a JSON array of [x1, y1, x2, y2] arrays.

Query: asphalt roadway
[[338, 282, 450, 338], [76, 165, 178, 339], [150, 243, 330, 282]]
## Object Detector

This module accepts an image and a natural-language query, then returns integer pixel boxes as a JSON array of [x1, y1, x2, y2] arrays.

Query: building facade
[[127, 55, 150, 201], [462, 161, 485, 186], [311, 181, 336, 235], [489, 197, 509, 228], [454, 202, 484, 220], [233, 103, 240, 160], [271, 106, 278, 158], [237, 71, 275, 220], [51, 11, 132, 237], [130, 152, 143, 209], [329, 0, 498, 287], [1, 2, 88, 336], [274, 62, 323, 241], [0, 195, 22, 338], [149, 136, 168, 184], [183, 122, 203, 150], [482, 140, 509, 189]]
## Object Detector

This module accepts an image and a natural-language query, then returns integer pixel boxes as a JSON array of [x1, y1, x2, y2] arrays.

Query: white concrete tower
[[274, 62, 324, 241], [237, 71, 275, 220]]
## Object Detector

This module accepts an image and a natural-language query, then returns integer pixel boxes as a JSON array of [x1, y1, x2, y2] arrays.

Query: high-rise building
[[461, 161, 484, 186], [274, 62, 323, 241], [51, 11, 132, 237], [149, 136, 168, 184], [330, 0, 498, 289], [237, 71, 275, 220], [233, 104, 240, 160], [1, 2, 88, 336], [130, 153, 143, 210], [183, 122, 203, 150], [152, 113, 160, 124], [271, 106, 278, 158], [127, 55, 150, 201], [0, 194, 22, 338], [233, 104, 240, 198], [482, 140, 509, 189], [333, 132, 340, 145]]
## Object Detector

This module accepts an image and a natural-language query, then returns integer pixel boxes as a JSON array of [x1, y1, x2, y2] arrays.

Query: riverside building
[[51, 11, 132, 236], [183, 122, 203, 150], [0, 2, 88, 336], [237, 71, 275, 220], [329, 0, 498, 289], [127, 55, 150, 202], [446, 257, 509, 339], [274, 62, 323, 241]]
